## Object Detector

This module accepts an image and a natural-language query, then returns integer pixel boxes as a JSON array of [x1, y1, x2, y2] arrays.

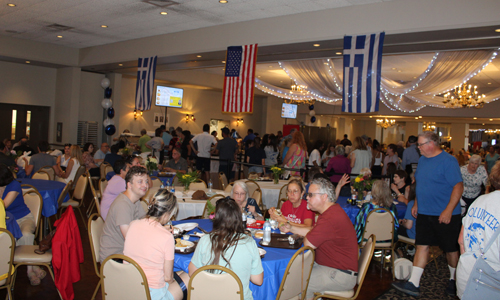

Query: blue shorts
[[149, 284, 174, 300]]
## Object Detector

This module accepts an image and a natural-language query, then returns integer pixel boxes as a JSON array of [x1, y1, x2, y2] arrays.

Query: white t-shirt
[[308, 149, 321, 166], [192, 132, 216, 158], [456, 191, 500, 298]]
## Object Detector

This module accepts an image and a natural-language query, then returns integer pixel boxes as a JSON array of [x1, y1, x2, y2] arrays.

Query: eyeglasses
[[233, 192, 246, 197], [306, 192, 325, 198], [417, 141, 430, 147], [287, 190, 301, 195]]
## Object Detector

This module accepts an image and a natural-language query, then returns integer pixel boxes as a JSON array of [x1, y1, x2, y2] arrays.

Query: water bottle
[[208, 179, 213, 192], [263, 219, 272, 244], [351, 193, 357, 206], [160, 181, 165, 189], [170, 185, 175, 194], [242, 212, 247, 228]]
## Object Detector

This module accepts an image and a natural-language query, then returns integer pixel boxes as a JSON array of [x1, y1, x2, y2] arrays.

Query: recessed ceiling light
[[57, 35, 63, 38], [473, 117, 477, 119], [280, 81, 283, 82], [160, 11, 168, 15], [7, 3, 16, 7], [353, 119, 355, 121], [495, 29, 500, 33], [414, 77, 417, 79], [419, 116, 422, 118], [222, 68, 225, 71], [324, 62, 328, 65], [101, 25, 108, 28], [397, 70, 402, 73], [25, 61, 30, 64], [313, 44, 320, 47], [335, 52, 342, 55], [118, 63, 123, 66], [222, 61, 225, 63], [392, 68, 396, 70], [258, 76, 261, 78], [415, 117, 418, 119], [488, 82, 492, 84], [219, 0, 228, 3], [490, 119, 493, 121], [483, 123, 485, 125], [369, 116, 372, 118], [196, 55, 201, 58]]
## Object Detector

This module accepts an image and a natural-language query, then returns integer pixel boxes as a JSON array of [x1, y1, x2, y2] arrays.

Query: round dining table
[[173, 219, 297, 300], [18, 178, 70, 217], [6, 211, 22, 239], [337, 196, 407, 223], [251, 180, 288, 209]]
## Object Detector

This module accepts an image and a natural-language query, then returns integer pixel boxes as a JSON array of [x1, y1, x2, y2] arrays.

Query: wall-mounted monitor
[[281, 103, 297, 119], [155, 86, 184, 108]]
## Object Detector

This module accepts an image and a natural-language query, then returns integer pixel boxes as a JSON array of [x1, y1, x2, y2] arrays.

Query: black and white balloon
[[101, 98, 112, 109], [309, 110, 316, 116], [310, 116, 316, 123], [103, 118, 114, 127], [105, 125, 116, 136], [107, 107, 115, 119], [104, 87, 112, 98], [101, 78, 110, 89]]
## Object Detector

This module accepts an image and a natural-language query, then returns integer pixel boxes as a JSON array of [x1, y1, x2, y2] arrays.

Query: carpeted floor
[[376, 254, 459, 300]]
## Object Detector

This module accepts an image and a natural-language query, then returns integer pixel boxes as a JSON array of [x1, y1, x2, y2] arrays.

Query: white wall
[[79, 71, 106, 144]]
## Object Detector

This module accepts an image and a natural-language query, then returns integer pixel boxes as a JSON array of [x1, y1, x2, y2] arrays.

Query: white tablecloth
[[210, 156, 219, 173], [255, 180, 288, 209], [143, 188, 228, 220]]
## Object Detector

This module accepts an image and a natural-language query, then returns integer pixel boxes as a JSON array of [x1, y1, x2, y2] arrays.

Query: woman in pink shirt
[[124, 189, 189, 300]]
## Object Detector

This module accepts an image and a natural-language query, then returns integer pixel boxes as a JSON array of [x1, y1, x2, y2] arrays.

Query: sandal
[[33, 266, 47, 280], [28, 271, 41, 286]]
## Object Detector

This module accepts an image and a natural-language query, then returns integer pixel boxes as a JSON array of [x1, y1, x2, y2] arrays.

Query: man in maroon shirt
[[280, 177, 358, 299]]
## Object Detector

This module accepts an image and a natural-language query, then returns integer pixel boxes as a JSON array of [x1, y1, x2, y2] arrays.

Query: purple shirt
[[325, 155, 351, 183], [100, 175, 126, 220]]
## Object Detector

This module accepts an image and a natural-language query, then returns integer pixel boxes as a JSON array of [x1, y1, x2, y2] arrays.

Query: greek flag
[[342, 32, 384, 113], [135, 56, 157, 111]]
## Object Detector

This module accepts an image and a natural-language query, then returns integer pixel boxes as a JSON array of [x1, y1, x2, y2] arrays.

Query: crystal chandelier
[[443, 82, 485, 108], [422, 122, 436, 131], [376, 118, 396, 129], [285, 79, 312, 105]]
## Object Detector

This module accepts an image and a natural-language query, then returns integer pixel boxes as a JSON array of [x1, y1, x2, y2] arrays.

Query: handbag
[[34, 229, 57, 255], [461, 227, 500, 300]]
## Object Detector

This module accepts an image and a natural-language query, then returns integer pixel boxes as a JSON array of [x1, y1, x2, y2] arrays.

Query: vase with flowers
[[270, 165, 283, 184], [146, 157, 158, 175], [176, 171, 200, 193], [352, 174, 373, 200]]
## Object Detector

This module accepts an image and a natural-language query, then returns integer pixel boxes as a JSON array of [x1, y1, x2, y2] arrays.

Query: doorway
[[0, 103, 50, 150]]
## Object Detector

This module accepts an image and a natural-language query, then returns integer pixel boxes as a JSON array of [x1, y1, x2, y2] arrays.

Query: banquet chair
[[276, 246, 315, 300], [88, 213, 104, 300], [99, 178, 108, 199], [20, 183, 37, 194], [225, 182, 234, 193], [100, 162, 111, 180], [279, 184, 288, 203], [218, 172, 228, 190], [398, 235, 440, 269], [244, 180, 261, 200], [0, 228, 15, 300], [252, 189, 265, 212], [313, 235, 376, 300], [100, 254, 151, 300], [22, 189, 43, 244], [202, 194, 225, 219], [150, 176, 163, 188], [277, 198, 287, 210], [359, 208, 396, 280], [188, 265, 243, 300], [172, 176, 182, 186], [41, 165, 56, 181], [86, 173, 102, 218], [60, 173, 88, 229], [32, 169, 50, 180], [190, 180, 207, 190], [71, 165, 87, 192]]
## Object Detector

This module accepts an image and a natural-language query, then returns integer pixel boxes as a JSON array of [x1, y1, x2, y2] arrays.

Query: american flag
[[135, 56, 157, 111], [222, 44, 258, 113], [342, 33, 384, 113]]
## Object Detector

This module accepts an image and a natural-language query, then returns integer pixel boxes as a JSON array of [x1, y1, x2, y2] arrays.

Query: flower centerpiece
[[205, 199, 216, 219], [270, 165, 283, 184], [352, 173, 373, 200], [146, 157, 158, 175], [176, 171, 200, 192]]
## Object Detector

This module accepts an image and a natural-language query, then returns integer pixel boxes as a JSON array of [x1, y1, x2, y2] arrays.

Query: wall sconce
[[236, 119, 244, 126], [185, 114, 195, 123], [134, 110, 143, 120]]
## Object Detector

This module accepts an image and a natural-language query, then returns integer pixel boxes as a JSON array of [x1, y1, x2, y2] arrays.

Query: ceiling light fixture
[[219, 0, 228, 3], [101, 25, 108, 28], [392, 68, 396, 70], [422, 122, 436, 132], [313, 44, 320, 47], [25, 61, 30, 64], [335, 52, 342, 55], [473, 117, 477, 119], [495, 29, 500, 33], [7, 3, 16, 7], [57, 35, 63, 38], [160, 11, 168, 15], [376, 118, 396, 129], [118, 64, 123, 66], [443, 82, 485, 108], [490, 119, 493, 121], [196, 55, 201, 58], [222, 61, 225, 64]]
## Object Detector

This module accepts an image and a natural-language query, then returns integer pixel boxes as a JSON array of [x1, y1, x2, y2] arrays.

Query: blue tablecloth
[[173, 219, 296, 300], [6, 211, 22, 239], [337, 196, 407, 223], [16, 168, 29, 179], [18, 179, 70, 217]]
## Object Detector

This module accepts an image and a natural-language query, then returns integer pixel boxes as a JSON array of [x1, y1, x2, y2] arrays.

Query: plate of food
[[254, 230, 264, 239], [175, 239, 196, 253], [174, 222, 198, 233]]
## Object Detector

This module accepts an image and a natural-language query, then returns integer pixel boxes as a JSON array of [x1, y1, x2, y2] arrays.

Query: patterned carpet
[[376, 254, 459, 300]]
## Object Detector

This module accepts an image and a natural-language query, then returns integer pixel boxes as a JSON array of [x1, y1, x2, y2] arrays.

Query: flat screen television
[[281, 103, 297, 119], [155, 85, 184, 108]]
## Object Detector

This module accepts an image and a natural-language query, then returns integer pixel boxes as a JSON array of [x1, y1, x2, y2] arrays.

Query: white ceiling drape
[[255, 50, 500, 112]]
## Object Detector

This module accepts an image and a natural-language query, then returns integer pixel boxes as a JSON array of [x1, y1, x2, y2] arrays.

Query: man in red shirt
[[280, 177, 358, 300]]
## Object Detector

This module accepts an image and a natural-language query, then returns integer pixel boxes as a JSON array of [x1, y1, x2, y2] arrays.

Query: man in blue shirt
[[242, 128, 256, 144], [393, 132, 463, 297]]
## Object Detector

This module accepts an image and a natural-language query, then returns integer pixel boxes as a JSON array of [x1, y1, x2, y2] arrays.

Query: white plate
[[175, 222, 198, 232], [258, 248, 266, 257], [175, 240, 194, 251], [254, 230, 264, 239]]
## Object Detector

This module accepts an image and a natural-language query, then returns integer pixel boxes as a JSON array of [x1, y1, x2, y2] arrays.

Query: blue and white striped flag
[[135, 56, 157, 111], [342, 32, 384, 113]]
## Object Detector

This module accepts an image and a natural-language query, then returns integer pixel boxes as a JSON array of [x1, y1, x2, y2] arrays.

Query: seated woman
[[269, 178, 315, 227], [56, 143, 71, 172], [354, 180, 399, 244], [124, 189, 190, 300], [0, 164, 45, 285], [56, 145, 83, 184], [390, 170, 410, 204], [230, 180, 264, 221], [188, 198, 264, 300], [82, 142, 100, 177]]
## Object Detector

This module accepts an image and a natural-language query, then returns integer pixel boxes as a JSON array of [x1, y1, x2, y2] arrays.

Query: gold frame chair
[[201, 194, 225, 219], [0, 229, 15, 300], [188, 265, 244, 300], [88, 213, 105, 300], [276, 246, 315, 300]]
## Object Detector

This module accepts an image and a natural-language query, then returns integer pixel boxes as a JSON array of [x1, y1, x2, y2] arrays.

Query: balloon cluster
[[309, 104, 316, 123], [101, 78, 116, 135]]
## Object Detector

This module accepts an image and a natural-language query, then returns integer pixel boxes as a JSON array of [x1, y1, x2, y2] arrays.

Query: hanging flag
[[135, 56, 157, 111], [222, 44, 258, 113], [342, 33, 384, 113]]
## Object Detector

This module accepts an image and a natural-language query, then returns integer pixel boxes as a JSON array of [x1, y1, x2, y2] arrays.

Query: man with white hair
[[280, 178, 358, 300], [392, 131, 463, 297]]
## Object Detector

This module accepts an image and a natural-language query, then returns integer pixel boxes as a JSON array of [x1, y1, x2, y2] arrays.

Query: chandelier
[[376, 118, 396, 129], [443, 82, 485, 108], [284, 99, 316, 105], [422, 122, 436, 131]]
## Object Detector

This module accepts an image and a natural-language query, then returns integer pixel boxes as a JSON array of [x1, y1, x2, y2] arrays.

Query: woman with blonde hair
[[354, 180, 398, 243], [350, 136, 371, 179], [283, 131, 307, 177], [57, 145, 83, 183]]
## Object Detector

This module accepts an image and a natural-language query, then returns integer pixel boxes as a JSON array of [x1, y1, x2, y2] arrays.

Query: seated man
[[100, 160, 129, 220], [0, 142, 16, 166], [94, 143, 110, 165], [280, 178, 359, 300], [24, 140, 61, 177], [163, 147, 188, 174], [104, 144, 122, 168], [99, 166, 148, 262]]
